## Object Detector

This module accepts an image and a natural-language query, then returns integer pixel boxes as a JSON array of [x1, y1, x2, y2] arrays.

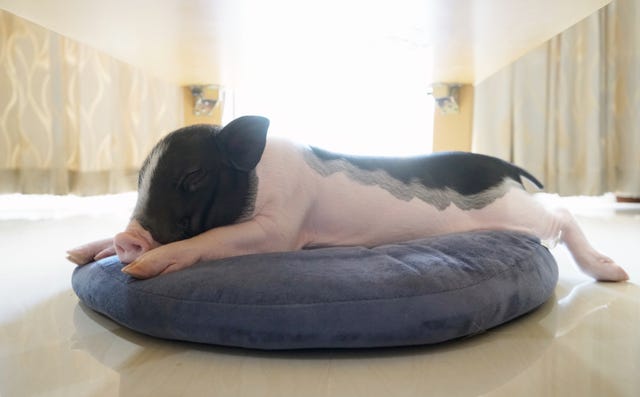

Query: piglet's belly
[[305, 201, 472, 248], [304, 182, 475, 248], [302, 173, 540, 248]]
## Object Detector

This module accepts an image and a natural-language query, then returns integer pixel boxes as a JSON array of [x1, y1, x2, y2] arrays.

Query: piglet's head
[[114, 116, 269, 263]]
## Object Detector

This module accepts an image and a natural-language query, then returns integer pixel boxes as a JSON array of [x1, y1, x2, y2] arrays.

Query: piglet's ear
[[218, 116, 269, 171]]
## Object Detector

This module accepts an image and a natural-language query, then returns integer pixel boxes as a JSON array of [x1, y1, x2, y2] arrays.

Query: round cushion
[[72, 230, 558, 350]]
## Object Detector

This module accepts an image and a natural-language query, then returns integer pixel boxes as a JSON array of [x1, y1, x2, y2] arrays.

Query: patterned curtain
[[472, 0, 640, 197], [0, 10, 183, 195]]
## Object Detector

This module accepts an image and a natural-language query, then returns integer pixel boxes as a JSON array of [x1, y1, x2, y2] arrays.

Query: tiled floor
[[1, 193, 639, 397]]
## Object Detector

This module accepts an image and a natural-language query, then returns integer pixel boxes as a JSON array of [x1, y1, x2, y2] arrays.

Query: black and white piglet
[[67, 116, 628, 281]]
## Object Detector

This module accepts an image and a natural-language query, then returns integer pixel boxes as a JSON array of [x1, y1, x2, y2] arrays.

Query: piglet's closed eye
[[179, 169, 208, 192]]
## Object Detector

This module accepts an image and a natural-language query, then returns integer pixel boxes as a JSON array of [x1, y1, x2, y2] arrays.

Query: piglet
[[67, 116, 628, 281]]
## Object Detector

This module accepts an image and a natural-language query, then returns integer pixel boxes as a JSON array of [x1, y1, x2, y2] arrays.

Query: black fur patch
[[308, 148, 543, 195]]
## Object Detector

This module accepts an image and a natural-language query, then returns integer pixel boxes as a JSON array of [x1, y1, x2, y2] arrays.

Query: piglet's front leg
[[67, 237, 116, 265], [121, 217, 293, 279], [121, 238, 204, 279]]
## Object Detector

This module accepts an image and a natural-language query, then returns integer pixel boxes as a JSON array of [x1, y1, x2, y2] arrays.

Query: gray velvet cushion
[[72, 230, 558, 350]]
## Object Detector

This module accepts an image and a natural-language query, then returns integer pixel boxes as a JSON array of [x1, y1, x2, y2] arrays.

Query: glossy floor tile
[[1, 194, 639, 397]]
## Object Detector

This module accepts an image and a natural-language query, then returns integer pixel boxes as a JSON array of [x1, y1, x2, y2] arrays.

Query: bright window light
[[229, 0, 433, 156]]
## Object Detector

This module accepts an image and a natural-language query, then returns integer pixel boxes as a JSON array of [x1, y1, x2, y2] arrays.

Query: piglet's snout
[[114, 220, 159, 264], [114, 232, 148, 264]]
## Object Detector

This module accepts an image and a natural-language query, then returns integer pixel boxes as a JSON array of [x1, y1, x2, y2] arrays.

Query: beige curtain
[[0, 10, 183, 195], [472, 0, 640, 197]]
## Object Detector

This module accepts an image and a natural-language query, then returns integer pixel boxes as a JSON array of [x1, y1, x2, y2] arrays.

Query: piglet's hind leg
[[553, 208, 628, 281]]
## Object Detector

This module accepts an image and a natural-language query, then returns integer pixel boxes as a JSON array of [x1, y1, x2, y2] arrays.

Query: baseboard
[[616, 196, 640, 203]]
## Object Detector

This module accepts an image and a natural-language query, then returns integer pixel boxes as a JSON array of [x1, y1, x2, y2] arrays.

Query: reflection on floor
[[1, 193, 638, 397]]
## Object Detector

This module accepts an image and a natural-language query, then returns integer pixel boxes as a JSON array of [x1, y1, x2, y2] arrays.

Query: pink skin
[[117, 215, 286, 278], [67, 213, 293, 279], [113, 220, 161, 264], [112, 219, 209, 278], [66, 238, 116, 265], [66, 220, 161, 273], [64, 220, 234, 279]]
